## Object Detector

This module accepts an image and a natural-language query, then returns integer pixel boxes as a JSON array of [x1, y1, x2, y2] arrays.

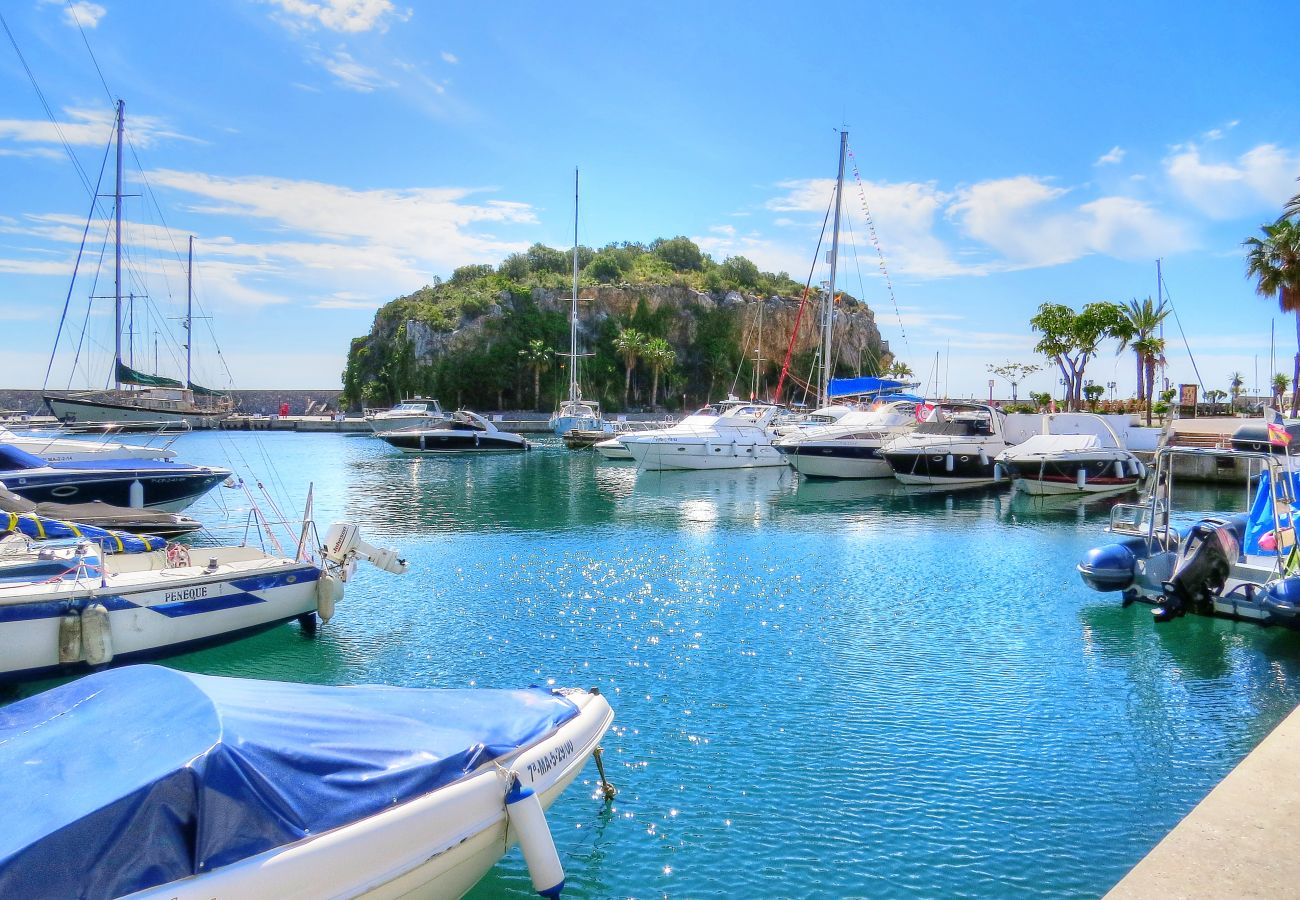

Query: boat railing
[[1109, 501, 1168, 537]]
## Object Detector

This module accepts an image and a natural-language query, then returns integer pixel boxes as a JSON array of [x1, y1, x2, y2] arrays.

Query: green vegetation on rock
[[341, 237, 889, 412]]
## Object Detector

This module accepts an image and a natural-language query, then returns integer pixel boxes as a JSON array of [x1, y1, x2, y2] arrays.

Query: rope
[[775, 194, 834, 402], [847, 142, 909, 358]]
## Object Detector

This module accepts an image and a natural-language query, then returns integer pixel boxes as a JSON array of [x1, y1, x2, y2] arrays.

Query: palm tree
[[887, 361, 913, 380], [1132, 334, 1166, 426], [1245, 217, 1300, 415], [644, 337, 676, 409], [1274, 374, 1292, 410], [613, 328, 647, 408], [1115, 297, 1169, 409], [517, 339, 552, 411], [1229, 371, 1245, 413]]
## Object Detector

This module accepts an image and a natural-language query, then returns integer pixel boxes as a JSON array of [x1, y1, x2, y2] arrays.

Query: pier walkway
[[1107, 702, 1300, 898]]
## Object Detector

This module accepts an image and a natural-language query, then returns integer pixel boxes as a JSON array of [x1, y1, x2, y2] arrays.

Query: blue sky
[[2, 0, 1298, 399]]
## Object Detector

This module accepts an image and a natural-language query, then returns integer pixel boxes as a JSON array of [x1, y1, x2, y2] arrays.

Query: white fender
[[81, 603, 113, 666], [978, 449, 988, 467], [1114, 460, 1126, 479], [945, 454, 954, 472], [316, 572, 344, 623], [128, 479, 145, 509], [505, 778, 565, 899], [1077, 468, 1087, 488], [58, 612, 82, 664]]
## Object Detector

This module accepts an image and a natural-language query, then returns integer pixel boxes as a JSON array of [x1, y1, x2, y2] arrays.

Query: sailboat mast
[[822, 130, 848, 407], [569, 168, 580, 403], [113, 99, 124, 390], [186, 235, 193, 387]]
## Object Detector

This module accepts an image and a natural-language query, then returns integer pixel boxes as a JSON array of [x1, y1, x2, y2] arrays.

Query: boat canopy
[[0, 511, 165, 552], [1244, 469, 1300, 555], [828, 376, 910, 398], [0, 666, 581, 898], [116, 361, 184, 389]]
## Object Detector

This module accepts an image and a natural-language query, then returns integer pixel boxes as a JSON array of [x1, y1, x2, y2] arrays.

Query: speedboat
[[0, 443, 230, 512], [996, 412, 1146, 496], [0, 425, 177, 462], [0, 665, 615, 898], [377, 409, 530, 452], [1077, 446, 1300, 626], [0, 483, 200, 537], [774, 398, 922, 479], [880, 402, 1012, 488], [769, 404, 855, 438], [595, 435, 634, 459], [0, 521, 406, 682], [621, 400, 786, 471], [364, 397, 447, 433]]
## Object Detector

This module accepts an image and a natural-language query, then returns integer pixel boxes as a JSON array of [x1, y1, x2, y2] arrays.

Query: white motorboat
[[0, 522, 406, 683], [997, 413, 1145, 496], [0, 442, 230, 512], [0, 665, 615, 899], [0, 425, 177, 462], [880, 402, 1012, 489], [364, 397, 447, 433], [621, 401, 786, 471], [769, 404, 855, 438], [774, 398, 922, 479], [595, 435, 634, 459], [377, 409, 530, 452]]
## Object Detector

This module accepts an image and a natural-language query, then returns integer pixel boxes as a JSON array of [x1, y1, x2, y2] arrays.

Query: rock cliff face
[[343, 282, 891, 411]]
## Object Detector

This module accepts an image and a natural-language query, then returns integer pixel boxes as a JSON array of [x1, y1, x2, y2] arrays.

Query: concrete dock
[[1107, 702, 1300, 898]]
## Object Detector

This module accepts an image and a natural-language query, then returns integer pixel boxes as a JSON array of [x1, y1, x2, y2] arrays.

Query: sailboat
[[42, 101, 233, 432], [549, 169, 606, 438]]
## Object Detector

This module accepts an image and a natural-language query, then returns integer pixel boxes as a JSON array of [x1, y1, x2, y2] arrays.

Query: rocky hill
[[341, 238, 893, 413]]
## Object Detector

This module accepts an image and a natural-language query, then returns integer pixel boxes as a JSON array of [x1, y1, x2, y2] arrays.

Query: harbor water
[[12, 431, 1300, 897]]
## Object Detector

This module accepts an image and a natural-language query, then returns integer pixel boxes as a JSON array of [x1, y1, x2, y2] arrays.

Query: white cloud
[[265, 0, 406, 33], [441, 51, 458, 64], [321, 49, 392, 92], [1096, 146, 1125, 166], [0, 108, 191, 149], [1166, 142, 1300, 219], [61, 2, 107, 28]]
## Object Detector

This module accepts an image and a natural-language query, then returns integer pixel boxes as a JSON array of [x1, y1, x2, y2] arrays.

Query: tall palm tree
[[613, 328, 648, 408], [1115, 297, 1169, 409], [1132, 334, 1166, 426], [888, 361, 913, 380], [1229, 371, 1245, 412], [1274, 373, 1292, 410], [1245, 217, 1300, 415], [645, 337, 676, 409], [517, 339, 553, 410]]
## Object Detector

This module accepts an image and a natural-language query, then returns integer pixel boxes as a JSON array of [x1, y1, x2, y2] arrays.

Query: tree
[[651, 236, 705, 272], [1131, 334, 1166, 425], [986, 361, 1041, 403], [1084, 382, 1105, 410], [587, 251, 626, 283], [517, 339, 553, 410], [613, 328, 648, 407], [1274, 373, 1292, 410], [1229, 371, 1245, 412], [1114, 297, 1170, 409], [644, 337, 676, 408], [1029, 301, 1127, 411], [887, 361, 914, 380], [498, 252, 531, 281], [525, 243, 569, 276], [1245, 218, 1300, 416], [719, 256, 761, 291]]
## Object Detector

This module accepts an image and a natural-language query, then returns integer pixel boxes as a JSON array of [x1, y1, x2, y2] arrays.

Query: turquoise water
[[14, 431, 1300, 897]]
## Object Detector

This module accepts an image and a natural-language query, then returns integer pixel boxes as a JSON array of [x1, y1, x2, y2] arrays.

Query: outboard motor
[[321, 523, 409, 579], [1158, 517, 1238, 620]]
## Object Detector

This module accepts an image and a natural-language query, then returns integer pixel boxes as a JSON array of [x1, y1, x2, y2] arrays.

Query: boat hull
[[1001, 456, 1141, 496], [0, 555, 322, 682], [882, 449, 1006, 489], [0, 469, 228, 512], [133, 690, 615, 900], [778, 443, 893, 479], [626, 439, 786, 471], [595, 438, 632, 460], [45, 394, 226, 431], [380, 432, 528, 453]]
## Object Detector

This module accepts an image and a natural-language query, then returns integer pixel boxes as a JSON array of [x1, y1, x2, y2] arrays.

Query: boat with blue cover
[[0, 521, 406, 682], [0, 665, 615, 899], [0, 442, 229, 512], [1078, 445, 1300, 625]]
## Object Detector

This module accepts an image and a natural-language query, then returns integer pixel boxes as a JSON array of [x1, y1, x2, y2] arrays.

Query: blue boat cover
[[1244, 469, 1300, 554], [828, 376, 911, 398], [1, 510, 166, 552], [0, 443, 47, 470], [0, 666, 580, 898]]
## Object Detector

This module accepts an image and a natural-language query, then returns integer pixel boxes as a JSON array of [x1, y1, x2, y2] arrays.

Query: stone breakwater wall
[[0, 389, 343, 418]]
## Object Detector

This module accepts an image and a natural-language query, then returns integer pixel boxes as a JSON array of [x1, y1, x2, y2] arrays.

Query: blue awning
[[0, 666, 580, 898], [828, 377, 911, 398]]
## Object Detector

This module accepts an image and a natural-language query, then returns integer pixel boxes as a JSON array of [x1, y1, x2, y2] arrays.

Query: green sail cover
[[115, 361, 183, 389], [188, 382, 223, 397]]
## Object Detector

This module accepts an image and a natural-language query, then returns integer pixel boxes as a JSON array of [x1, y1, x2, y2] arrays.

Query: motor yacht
[[775, 398, 922, 479], [621, 401, 785, 471]]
